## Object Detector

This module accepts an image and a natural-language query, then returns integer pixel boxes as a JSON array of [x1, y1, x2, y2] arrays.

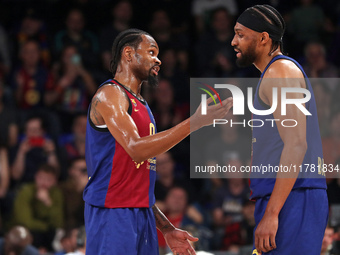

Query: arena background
[[0, 0, 339, 254]]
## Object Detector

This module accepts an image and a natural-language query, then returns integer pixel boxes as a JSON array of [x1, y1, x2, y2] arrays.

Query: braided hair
[[250, 5, 286, 55], [110, 29, 151, 77]]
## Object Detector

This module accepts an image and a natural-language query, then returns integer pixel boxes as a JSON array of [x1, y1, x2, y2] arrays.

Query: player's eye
[[150, 50, 154, 55], [238, 33, 243, 38]]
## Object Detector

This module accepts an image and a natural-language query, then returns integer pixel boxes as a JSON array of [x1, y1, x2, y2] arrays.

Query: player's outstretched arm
[[152, 204, 198, 255], [254, 61, 307, 255], [92, 84, 232, 163]]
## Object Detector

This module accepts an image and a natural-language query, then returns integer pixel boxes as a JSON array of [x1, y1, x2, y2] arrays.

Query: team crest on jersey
[[130, 98, 138, 107]]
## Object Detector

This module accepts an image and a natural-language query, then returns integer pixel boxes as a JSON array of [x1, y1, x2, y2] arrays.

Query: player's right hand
[[191, 95, 233, 130], [254, 212, 278, 254]]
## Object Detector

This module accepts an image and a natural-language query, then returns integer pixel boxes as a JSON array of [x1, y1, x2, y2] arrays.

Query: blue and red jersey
[[250, 55, 327, 199], [83, 79, 157, 208]]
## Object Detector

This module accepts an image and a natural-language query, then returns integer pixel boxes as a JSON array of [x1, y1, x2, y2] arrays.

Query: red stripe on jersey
[[104, 80, 153, 208]]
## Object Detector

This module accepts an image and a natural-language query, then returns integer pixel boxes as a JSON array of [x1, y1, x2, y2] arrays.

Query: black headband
[[237, 9, 283, 42]]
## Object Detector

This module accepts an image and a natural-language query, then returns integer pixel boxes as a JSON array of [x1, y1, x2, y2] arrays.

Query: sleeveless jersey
[[250, 55, 327, 199], [83, 79, 157, 208]]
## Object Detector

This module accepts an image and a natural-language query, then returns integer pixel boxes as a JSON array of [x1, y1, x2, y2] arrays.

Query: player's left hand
[[254, 212, 278, 255], [164, 228, 198, 255]]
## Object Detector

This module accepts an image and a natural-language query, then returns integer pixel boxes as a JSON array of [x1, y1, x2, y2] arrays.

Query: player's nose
[[155, 57, 161, 66], [231, 36, 237, 46]]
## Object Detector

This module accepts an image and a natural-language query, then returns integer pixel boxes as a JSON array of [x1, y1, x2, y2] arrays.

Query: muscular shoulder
[[90, 83, 129, 126], [92, 83, 127, 105], [264, 59, 304, 79]]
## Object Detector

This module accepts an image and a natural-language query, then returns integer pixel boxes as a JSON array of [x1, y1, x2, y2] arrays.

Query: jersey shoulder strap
[[261, 55, 307, 78], [261, 55, 308, 79]]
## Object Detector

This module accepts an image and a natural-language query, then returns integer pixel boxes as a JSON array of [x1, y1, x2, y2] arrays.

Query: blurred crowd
[[0, 0, 340, 254]]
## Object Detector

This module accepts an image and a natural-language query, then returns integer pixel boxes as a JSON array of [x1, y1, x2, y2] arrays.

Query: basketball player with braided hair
[[232, 5, 328, 255], [83, 29, 232, 255]]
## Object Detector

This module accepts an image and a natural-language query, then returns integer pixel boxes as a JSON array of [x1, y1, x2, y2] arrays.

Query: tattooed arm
[[152, 204, 198, 255], [152, 204, 175, 233]]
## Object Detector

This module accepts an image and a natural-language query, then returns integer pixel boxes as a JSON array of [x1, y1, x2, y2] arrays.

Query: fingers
[[187, 246, 196, 255], [218, 97, 233, 111], [205, 94, 218, 105], [173, 247, 196, 255], [270, 234, 277, 250], [172, 250, 186, 255], [264, 236, 271, 252], [224, 97, 233, 112], [255, 235, 261, 255], [184, 232, 199, 242], [221, 96, 233, 106], [258, 237, 265, 255], [256, 236, 275, 254]]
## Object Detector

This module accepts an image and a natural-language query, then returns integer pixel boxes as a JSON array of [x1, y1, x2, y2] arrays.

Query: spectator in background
[[158, 48, 190, 103], [327, 157, 340, 201], [10, 40, 55, 110], [60, 157, 87, 229], [192, 0, 237, 35], [11, 115, 59, 184], [99, 0, 133, 71], [219, 200, 255, 253], [60, 114, 87, 165], [12, 8, 51, 67], [152, 79, 188, 131], [312, 81, 332, 137], [332, 225, 340, 255], [328, 22, 340, 67], [303, 42, 339, 79], [12, 164, 63, 252], [149, 9, 189, 71], [322, 111, 340, 166], [0, 146, 9, 232], [55, 228, 78, 255], [327, 158, 340, 231], [286, 0, 325, 58], [0, 24, 11, 79], [205, 112, 251, 169], [54, 9, 99, 71], [239, 200, 256, 247], [52, 45, 96, 132], [0, 226, 39, 255], [157, 186, 204, 254], [332, 86, 340, 114], [155, 152, 194, 211], [0, 146, 9, 200], [0, 82, 18, 147], [195, 7, 235, 77], [65, 226, 86, 255], [211, 171, 249, 251], [321, 225, 335, 255]]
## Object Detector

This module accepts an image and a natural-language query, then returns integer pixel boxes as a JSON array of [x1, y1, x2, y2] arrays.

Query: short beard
[[236, 41, 257, 68], [147, 72, 159, 88]]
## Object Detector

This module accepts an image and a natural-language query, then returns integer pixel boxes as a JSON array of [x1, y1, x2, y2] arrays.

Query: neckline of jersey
[[111, 79, 146, 105]]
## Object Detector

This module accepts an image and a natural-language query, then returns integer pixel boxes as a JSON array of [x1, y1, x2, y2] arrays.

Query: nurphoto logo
[[200, 84, 311, 116]]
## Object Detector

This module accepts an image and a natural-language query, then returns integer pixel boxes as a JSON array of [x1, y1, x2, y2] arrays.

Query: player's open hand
[[254, 212, 278, 254], [164, 228, 198, 255], [191, 95, 233, 131]]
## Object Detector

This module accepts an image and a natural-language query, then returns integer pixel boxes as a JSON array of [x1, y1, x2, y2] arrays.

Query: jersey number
[[149, 123, 155, 135]]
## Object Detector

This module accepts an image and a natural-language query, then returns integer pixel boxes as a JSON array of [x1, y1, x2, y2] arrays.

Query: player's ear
[[260, 32, 270, 45], [123, 46, 133, 62]]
